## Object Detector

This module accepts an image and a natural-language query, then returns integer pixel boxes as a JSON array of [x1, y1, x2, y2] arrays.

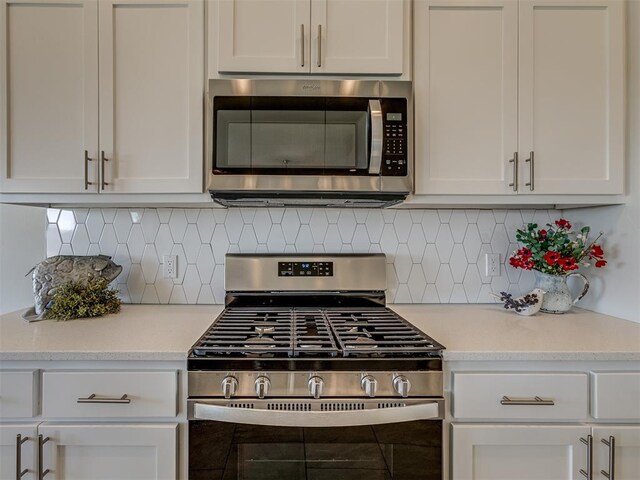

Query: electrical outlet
[[485, 253, 501, 277], [163, 255, 178, 279]]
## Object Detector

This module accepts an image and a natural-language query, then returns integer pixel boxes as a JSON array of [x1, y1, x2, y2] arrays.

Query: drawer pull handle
[[601, 436, 615, 479], [500, 395, 554, 406], [38, 435, 50, 480], [77, 394, 130, 404], [16, 434, 29, 479], [580, 435, 593, 479]]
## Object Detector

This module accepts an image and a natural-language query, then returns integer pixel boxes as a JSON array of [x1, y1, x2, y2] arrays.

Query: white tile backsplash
[[45, 207, 559, 304]]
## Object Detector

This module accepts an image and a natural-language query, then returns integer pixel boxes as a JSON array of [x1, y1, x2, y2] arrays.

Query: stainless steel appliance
[[206, 80, 413, 208], [188, 254, 445, 480]]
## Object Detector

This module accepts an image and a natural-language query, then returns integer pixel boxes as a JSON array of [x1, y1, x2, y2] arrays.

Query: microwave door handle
[[193, 401, 440, 427], [368, 99, 383, 175]]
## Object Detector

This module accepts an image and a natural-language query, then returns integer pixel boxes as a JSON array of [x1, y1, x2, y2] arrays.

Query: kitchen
[[0, 0, 639, 479]]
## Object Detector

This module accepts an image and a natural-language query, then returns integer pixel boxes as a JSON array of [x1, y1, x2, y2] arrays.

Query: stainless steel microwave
[[206, 79, 412, 208]]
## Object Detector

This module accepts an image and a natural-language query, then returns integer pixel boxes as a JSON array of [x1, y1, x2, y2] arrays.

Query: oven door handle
[[193, 401, 440, 427], [368, 99, 383, 175]]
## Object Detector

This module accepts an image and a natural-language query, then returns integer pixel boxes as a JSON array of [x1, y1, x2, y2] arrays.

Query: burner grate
[[325, 308, 441, 357], [191, 306, 443, 358]]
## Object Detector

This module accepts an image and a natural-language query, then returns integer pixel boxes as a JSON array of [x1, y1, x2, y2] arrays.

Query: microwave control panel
[[380, 99, 408, 176]]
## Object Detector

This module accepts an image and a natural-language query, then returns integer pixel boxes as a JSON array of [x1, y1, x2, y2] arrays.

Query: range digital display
[[278, 262, 333, 277]]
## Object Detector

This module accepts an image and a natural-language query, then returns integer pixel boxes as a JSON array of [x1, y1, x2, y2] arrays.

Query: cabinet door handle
[[508, 152, 518, 192], [77, 393, 130, 404], [16, 434, 29, 479], [100, 150, 110, 190], [500, 395, 554, 406], [601, 436, 615, 479], [37, 435, 50, 480], [84, 150, 94, 190], [317, 24, 322, 68], [579, 435, 593, 479], [525, 151, 534, 191], [300, 24, 305, 67]]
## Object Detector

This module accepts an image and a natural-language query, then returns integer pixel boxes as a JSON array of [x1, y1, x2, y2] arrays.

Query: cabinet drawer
[[591, 371, 640, 420], [452, 372, 588, 421], [42, 371, 177, 418], [0, 370, 38, 418]]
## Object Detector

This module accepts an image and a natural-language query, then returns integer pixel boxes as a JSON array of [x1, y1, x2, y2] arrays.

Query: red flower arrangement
[[509, 218, 606, 275]]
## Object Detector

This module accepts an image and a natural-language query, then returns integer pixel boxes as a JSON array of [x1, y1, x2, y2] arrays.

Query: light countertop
[[1, 304, 639, 362]]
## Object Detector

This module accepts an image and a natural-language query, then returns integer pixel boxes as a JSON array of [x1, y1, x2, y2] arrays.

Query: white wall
[[567, 1, 640, 322], [0, 204, 45, 314]]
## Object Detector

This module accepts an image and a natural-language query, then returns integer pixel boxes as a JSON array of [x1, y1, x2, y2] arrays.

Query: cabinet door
[[217, 0, 310, 73], [98, 0, 203, 193], [451, 424, 590, 480], [0, 0, 98, 193], [0, 424, 38, 480], [38, 424, 177, 480], [311, 0, 403, 74], [414, 0, 518, 195], [518, 0, 624, 194], [593, 426, 640, 480]]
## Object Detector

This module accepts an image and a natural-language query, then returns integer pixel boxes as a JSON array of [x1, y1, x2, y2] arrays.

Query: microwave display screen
[[387, 113, 402, 121]]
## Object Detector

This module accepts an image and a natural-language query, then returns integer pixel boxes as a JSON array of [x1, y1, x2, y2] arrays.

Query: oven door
[[188, 399, 443, 480]]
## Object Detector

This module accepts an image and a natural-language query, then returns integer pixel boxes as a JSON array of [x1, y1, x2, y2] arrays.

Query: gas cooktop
[[190, 306, 443, 359]]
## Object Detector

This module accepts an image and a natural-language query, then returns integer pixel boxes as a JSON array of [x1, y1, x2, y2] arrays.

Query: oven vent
[[320, 402, 366, 411], [267, 403, 312, 411], [377, 402, 406, 409], [229, 403, 255, 409]]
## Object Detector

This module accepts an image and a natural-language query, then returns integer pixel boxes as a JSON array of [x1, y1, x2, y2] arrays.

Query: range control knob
[[393, 375, 411, 398], [308, 376, 325, 399], [361, 375, 378, 398], [221, 375, 239, 399], [255, 376, 271, 399]]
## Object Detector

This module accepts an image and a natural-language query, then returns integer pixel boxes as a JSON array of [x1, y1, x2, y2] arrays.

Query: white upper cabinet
[[0, 0, 203, 196], [414, 0, 518, 195], [217, 0, 311, 73], [98, 0, 204, 193], [311, 0, 403, 74], [414, 0, 624, 196], [0, 0, 99, 193], [518, 0, 624, 194], [215, 0, 404, 75]]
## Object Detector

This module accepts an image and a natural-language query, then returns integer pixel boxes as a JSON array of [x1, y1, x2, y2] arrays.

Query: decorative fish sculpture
[[23, 255, 122, 321]]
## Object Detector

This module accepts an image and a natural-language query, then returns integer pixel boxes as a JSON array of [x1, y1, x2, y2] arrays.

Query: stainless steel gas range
[[187, 254, 445, 480]]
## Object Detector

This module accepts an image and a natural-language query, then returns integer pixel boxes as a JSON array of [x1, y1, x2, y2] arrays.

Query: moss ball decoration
[[44, 277, 121, 321]]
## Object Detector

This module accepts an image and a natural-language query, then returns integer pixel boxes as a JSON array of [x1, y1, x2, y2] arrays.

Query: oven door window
[[189, 420, 441, 480], [214, 97, 370, 175]]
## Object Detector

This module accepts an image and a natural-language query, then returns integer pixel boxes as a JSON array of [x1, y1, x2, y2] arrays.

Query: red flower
[[539, 229, 548, 238], [558, 257, 578, 271], [544, 251, 561, 265], [518, 247, 532, 259], [591, 245, 604, 258], [595, 260, 607, 268], [509, 253, 534, 270], [555, 219, 572, 230]]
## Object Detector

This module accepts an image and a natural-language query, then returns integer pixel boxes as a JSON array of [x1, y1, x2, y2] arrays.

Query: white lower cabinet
[[451, 369, 640, 480], [38, 423, 177, 480], [451, 424, 589, 480], [593, 426, 640, 480], [0, 424, 38, 480], [452, 424, 640, 480]]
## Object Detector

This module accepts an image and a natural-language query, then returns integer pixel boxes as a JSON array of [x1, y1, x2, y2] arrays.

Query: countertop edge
[[0, 352, 189, 361], [2, 352, 639, 362], [442, 352, 640, 361]]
